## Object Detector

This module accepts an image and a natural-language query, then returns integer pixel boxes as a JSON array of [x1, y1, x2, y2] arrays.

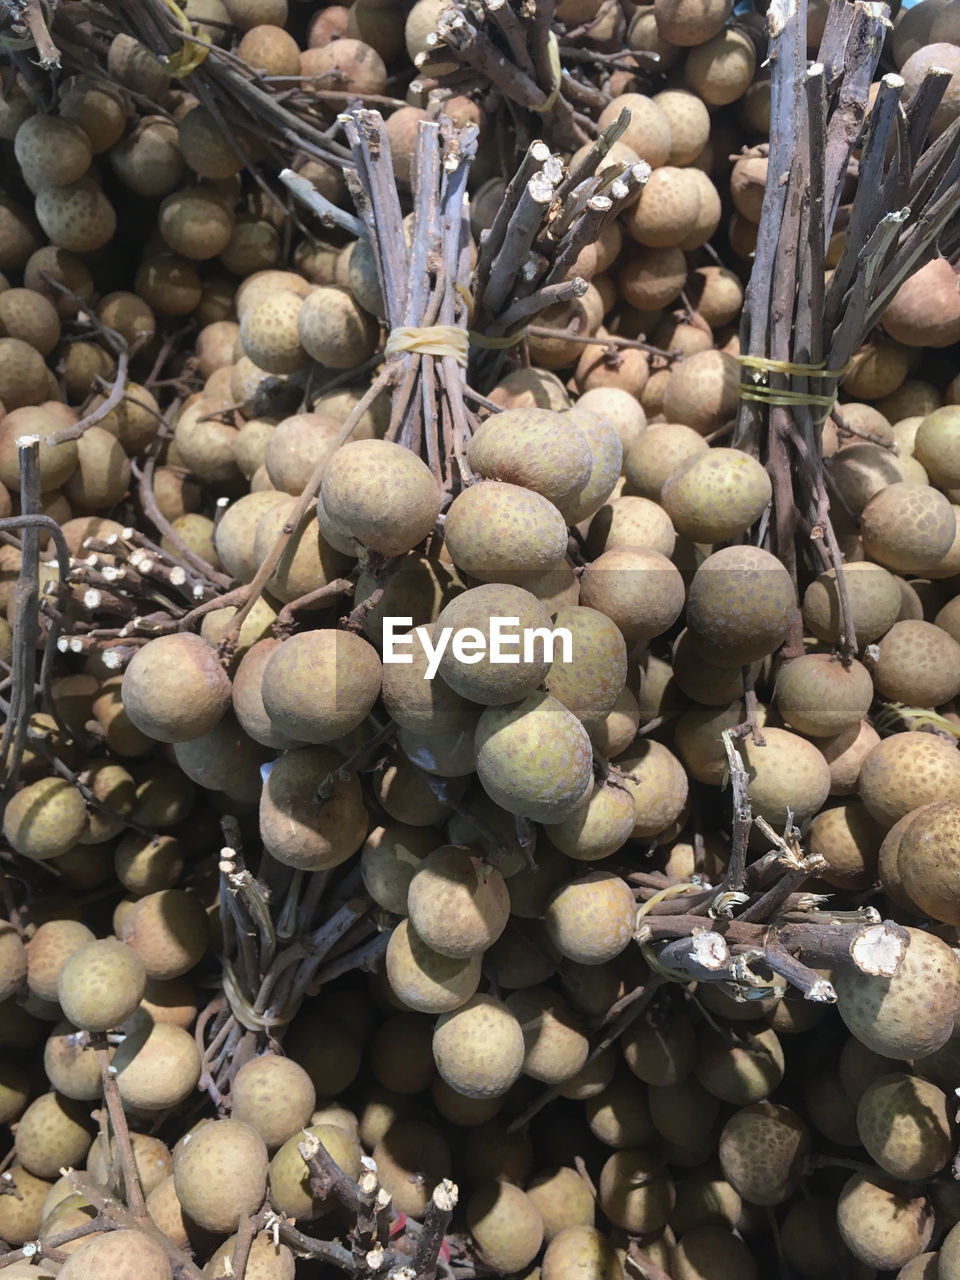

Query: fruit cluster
[[1, 0, 960, 1277]]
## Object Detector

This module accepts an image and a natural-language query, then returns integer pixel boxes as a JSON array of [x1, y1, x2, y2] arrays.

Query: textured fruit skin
[[505, 985, 589, 1084], [112, 1014, 201, 1110], [360, 822, 438, 914], [545, 871, 637, 966], [694, 1026, 785, 1105], [261, 629, 382, 744], [385, 916, 481, 1013], [0, 1164, 51, 1246], [121, 889, 209, 980], [802, 562, 901, 644], [58, 937, 146, 1032], [467, 1180, 545, 1273], [718, 1102, 809, 1205], [739, 728, 832, 828], [868, 619, 960, 707], [662, 447, 771, 543], [14, 1091, 94, 1179], [579, 545, 685, 647], [543, 780, 636, 861], [26, 920, 95, 1002], [541, 1225, 623, 1280], [174, 1119, 268, 1233], [858, 731, 960, 829], [835, 926, 960, 1059], [120, 633, 232, 744], [774, 654, 874, 737], [230, 1054, 316, 1149], [432, 994, 525, 1098], [467, 407, 592, 509], [860, 481, 957, 572], [615, 740, 690, 839], [57, 1228, 172, 1280], [373, 1120, 451, 1217], [205, 1231, 296, 1279], [269, 1121, 361, 1218], [259, 745, 368, 870], [856, 1072, 952, 1179], [443, 481, 569, 584], [322, 440, 441, 555], [3, 776, 87, 860], [687, 545, 796, 666], [896, 799, 960, 923], [474, 693, 594, 823], [526, 1167, 595, 1241], [435, 584, 554, 706], [544, 606, 627, 722], [836, 1173, 934, 1270], [406, 846, 509, 959], [598, 1149, 674, 1233]]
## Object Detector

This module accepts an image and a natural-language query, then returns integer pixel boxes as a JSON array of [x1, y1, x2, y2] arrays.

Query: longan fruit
[[178, 105, 247, 179], [58, 76, 126, 154], [237, 23, 301, 75], [858, 730, 960, 829], [34, 177, 116, 254], [26, 919, 95, 1003], [15, 1091, 94, 1179], [836, 1174, 934, 1271], [2, 776, 87, 861], [0, 1165, 57, 1248], [433, 994, 525, 1099], [120, 632, 231, 744], [58, 937, 146, 1032], [718, 1102, 809, 1206], [173, 1120, 268, 1234], [14, 115, 91, 190], [685, 28, 757, 105], [467, 1181, 545, 1274], [373, 1120, 451, 1218], [230, 1053, 316, 1149], [259, 744, 368, 870]]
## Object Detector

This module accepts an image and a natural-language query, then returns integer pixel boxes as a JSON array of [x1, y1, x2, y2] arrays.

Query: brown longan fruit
[[178, 105, 246, 180], [62, 425, 131, 513], [896, 800, 960, 924], [14, 115, 91, 190], [43, 1022, 103, 1101], [542, 1225, 623, 1280], [261, 629, 381, 744], [652, 88, 710, 164], [598, 1149, 674, 1233], [662, 349, 740, 434], [861, 480, 957, 572], [661, 446, 770, 543], [623, 167, 705, 249], [433, 994, 525, 1099], [205, 1232, 295, 1280], [868, 618, 960, 706], [2, 776, 87, 861], [624, 423, 707, 501], [386, 916, 482, 1015], [23, 245, 94, 317], [300, 37, 388, 93], [134, 255, 202, 317], [158, 188, 234, 262], [836, 1174, 934, 1271], [57, 937, 146, 1032], [467, 1181, 545, 1274], [239, 287, 308, 375], [686, 544, 796, 667], [259, 744, 369, 870], [0, 287, 60, 356], [807, 801, 883, 891], [59, 76, 125, 154], [321, 438, 440, 555], [856, 1072, 952, 1180], [0, 337, 53, 409], [112, 1011, 201, 1111], [406, 845, 509, 959], [0, 920, 25, 1002], [373, 1120, 451, 1217], [859, 731, 960, 829], [120, 889, 209, 980], [174, 1119, 268, 1234], [230, 1053, 316, 1149], [237, 23, 301, 74], [220, 215, 281, 276], [109, 119, 184, 199], [107, 32, 167, 97], [802, 560, 901, 645], [579, 545, 686, 647], [618, 243, 687, 310], [34, 177, 116, 254], [26, 919, 94, 1003], [0, 193, 41, 273], [544, 871, 637, 967], [15, 1091, 94, 1179], [120, 632, 231, 744], [685, 28, 757, 105], [718, 1102, 809, 1206], [774, 653, 874, 737], [597, 94, 671, 167]]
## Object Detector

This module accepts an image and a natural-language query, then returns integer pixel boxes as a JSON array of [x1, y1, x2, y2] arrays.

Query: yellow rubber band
[[635, 881, 701, 920], [529, 32, 561, 115], [384, 325, 469, 367], [455, 282, 475, 324], [739, 387, 840, 409], [737, 355, 851, 379], [468, 328, 528, 350], [160, 0, 210, 77], [736, 355, 854, 416]]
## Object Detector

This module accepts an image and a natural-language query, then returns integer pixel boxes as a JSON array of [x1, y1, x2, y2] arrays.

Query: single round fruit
[[432, 994, 525, 1098], [230, 1054, 316, 1149], [545, 871, 637, 966], [407, 845, 509, 959], [718, 1102, 809, 1205], [174, 1119, 268, 1234], [120, 633, 231, 744], [58, 938, 146, 1032], [856, 1072, 952, 1179]]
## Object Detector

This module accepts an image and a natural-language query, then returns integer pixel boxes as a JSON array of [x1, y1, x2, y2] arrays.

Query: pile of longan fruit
[[2, 0, 960, 1276]]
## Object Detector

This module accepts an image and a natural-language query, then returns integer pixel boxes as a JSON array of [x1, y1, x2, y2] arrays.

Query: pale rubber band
[[736, 354, 854, 417], [469, 328, 527, 350], [161, 0, 210, 77], [529, 32, 562, 115], [384, 325, 469, 367], [222, 959, 294, 1032]]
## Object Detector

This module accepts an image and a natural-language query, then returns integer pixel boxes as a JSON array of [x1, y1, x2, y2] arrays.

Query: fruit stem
[[92, 1035, 147, 1220]]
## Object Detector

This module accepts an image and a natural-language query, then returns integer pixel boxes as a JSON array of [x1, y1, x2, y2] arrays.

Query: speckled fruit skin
[[435, 584, 554, 706], [259, 745, 368, 870], [260, 629, 382, 744], [322, 440, 442, 556], [718, 1102, 809, 1205], [205, 1232, 295, 1280], [467, 407, 593, 509], [858, 731, 960, 829], [544, 870, 637, 966], [661, 446, 771, 543], [173, 1119, 268, 1233], [120, 632, 231, 744], [834, 926, 960, 1059], [542, 1226, 623, 1280], [505, 985, 589, 1084], [57, 1229, 172, 1280], [859, 481, 957, 572], [686, 545, 796, 666], [57, 937, 146, 1032], [474, 692, 594, 823], [599, 1149, 675, 1233], [867, 619, 960, 707], [230, 1054, 316, 1149], [543, 780, 636, 861], [14, 1091, 93, 1178], [856, 1072, 952, 1179], [407, 845, 509, 959], [835, 1174, 934, 1271], [615, 739, 689, 839], [443, 481, 569, 585], [386, 916, 481, 1013], [2, 776, 87, 860], [897, 800, 960, 924], [578, 546, 685, 648], [544, 606, 627, 722], [774, 654, 874, 736], [740, 728, 833, 828], [467, 1181, 545, 1274], [432, 994, 525, 1098]]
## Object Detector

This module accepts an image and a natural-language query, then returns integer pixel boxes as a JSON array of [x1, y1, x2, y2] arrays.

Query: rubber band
[[384, 325, 469, 366], [455, 282, 475, 324], [736, 354, 854, 418], [635, 883, 704, 983], [222, 960, 294, 1032], [468, 328, 528, 350], [160, 0, 210, 77], [635, 881, 702, 920], [529, 32, 562, 115]]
